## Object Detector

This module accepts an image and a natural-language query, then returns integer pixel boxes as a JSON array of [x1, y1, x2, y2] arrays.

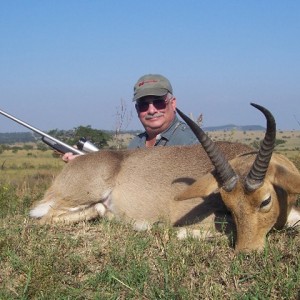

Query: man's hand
[[62, 152, 79, 163]]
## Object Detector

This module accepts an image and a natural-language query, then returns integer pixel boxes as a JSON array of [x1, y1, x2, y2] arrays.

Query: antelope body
[[30, 103, 300, 252], [30, 143, 251, 228]]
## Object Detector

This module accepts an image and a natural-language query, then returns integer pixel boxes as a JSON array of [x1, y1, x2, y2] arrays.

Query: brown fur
[[30, 143, 249, 226]]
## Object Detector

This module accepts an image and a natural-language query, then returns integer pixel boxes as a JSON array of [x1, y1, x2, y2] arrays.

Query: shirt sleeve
[[127, 133, 146, 149]]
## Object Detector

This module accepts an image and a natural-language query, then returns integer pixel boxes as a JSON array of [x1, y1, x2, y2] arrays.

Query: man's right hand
[[62, 152, 79, 163]]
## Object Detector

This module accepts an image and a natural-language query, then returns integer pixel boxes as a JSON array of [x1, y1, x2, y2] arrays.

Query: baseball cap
[[133, 74, 173, 101]]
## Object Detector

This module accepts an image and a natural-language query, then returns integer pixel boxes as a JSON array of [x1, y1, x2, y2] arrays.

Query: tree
[[113, 98, 133, 149], [68, 125, 112, 149], [45, 126, 112, 150]]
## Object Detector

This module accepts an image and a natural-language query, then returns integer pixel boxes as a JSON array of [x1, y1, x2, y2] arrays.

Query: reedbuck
[[30, 103, 300, 252]]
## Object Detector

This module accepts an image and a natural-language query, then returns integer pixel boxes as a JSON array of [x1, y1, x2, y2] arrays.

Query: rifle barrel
[[0, 108, 84, 155]]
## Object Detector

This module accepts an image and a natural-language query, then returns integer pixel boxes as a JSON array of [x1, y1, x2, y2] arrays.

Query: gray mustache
[[145, 113, 164, 120]]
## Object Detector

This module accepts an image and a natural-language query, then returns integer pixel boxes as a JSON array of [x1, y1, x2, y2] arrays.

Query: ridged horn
[[176, 108, 238, 192], [245, 103, 276, 191]]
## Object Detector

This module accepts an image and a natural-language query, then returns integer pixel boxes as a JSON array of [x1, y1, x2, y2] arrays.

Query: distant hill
[[203, 124, 265, 131], [0, 132, 36, 144], [0, 125, 266, 144]]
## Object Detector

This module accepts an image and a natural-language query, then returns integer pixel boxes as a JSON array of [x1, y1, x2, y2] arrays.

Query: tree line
[[0, 126, 113, 153]]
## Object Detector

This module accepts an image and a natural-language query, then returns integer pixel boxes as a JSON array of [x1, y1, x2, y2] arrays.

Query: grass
[[0, 144, 300, 299], [208, 129, 300, 159], [0, 149, 64, 183], [1, 211, 299, 299]]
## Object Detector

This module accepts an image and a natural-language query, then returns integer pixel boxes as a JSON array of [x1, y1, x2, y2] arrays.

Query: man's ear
[[171, 97, 176, 111]]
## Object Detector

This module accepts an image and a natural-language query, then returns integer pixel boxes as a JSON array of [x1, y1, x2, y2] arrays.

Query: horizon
[[3, 120, 300, 135]]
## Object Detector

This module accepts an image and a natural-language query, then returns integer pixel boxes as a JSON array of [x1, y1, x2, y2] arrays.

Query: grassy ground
[[0, 149, 64, 183], [0, 142, 300, 299], [208, 130, 300, 160]]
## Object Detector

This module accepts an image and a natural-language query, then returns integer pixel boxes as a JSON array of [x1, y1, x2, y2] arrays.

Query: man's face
[[135, 94, 176, 134]]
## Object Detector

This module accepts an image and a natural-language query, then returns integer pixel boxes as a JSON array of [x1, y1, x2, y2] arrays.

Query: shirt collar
[[158, 115, 180, 141]]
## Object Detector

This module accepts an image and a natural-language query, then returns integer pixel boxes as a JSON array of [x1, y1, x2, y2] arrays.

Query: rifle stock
[[0, 108, 84, 155]]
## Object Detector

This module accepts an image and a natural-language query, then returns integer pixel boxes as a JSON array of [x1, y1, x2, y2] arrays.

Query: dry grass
[[208, 130, 300, 159], [1, 209, 299, 299], [0, 149, 64, 183]]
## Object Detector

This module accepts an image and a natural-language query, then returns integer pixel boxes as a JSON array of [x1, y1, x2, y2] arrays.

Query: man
[[128, 74, 199, 148], [62, 74, 198, 162]]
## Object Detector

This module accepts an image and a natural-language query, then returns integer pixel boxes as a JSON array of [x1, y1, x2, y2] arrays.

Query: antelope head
[[176, 103, 300, 252]]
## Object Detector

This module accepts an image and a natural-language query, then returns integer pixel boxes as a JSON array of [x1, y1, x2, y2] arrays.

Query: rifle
[[0, 108, 92, 155]]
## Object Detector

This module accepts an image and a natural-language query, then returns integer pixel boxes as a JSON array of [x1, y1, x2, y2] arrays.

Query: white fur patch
[[132, 220, 151, 231], [287, 207, 300, 227], [68, 205, 88, 212], [177, 228, 189, 239], [176, 228, 215, 240], [29, 201, 54, 218], [101, 189, 113, 211], [95, 203, 106, 216], [101, 189, 112, 201]]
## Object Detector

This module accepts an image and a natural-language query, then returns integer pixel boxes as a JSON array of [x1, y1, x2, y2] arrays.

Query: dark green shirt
[[127, 115, 199, 149]]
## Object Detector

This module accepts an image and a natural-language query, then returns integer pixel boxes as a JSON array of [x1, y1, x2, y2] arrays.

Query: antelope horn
[[245, 103, 276, 191], [176, 108, 238, 192]]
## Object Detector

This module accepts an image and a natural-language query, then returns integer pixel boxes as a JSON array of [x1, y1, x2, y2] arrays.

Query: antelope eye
[[260, 196, 271, 209]]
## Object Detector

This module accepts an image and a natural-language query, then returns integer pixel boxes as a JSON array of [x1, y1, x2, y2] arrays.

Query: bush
[[23, 144, 34, 150], [275, 139, 286, 146], [37, 143, 49, 151]]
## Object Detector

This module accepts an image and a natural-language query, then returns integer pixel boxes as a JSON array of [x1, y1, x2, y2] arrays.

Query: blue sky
[[1, 1, 299, 132]]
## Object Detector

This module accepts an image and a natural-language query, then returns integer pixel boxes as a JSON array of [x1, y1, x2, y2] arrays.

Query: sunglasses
[[136, 98, 169, 112]]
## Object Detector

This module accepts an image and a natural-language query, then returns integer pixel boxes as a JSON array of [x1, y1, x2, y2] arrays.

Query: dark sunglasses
[[136, 98, 168, 112]]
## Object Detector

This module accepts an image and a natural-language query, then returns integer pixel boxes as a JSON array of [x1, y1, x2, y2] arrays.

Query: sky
[[1, 1, 300, 133]]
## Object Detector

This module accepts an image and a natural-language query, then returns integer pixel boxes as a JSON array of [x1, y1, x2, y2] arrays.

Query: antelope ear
[[272, 164, 300, 194], [175, 172, 219, 201]]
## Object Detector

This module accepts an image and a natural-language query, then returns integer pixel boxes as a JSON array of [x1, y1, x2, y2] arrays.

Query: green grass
[[0, 149, 64, 183], [0, 148, 299, 299], [0, 212, 299, 299]]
